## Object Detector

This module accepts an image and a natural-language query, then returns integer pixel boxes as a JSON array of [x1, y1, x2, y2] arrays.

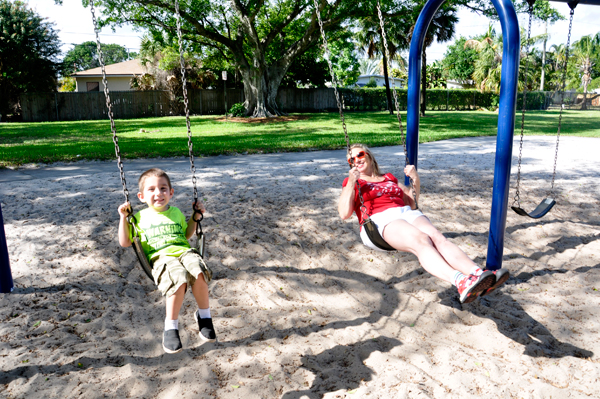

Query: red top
[[342, 173, 406, 225]]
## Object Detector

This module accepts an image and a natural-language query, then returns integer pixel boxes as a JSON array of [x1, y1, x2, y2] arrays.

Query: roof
[[71, 59, 145, 77]]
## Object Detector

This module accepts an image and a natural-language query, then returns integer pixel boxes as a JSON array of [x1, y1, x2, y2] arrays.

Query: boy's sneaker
[[194, 311, 217, 342], [162, 329, 183, 354], [479, 268, 510, 297], [457, 270, 495, 304]]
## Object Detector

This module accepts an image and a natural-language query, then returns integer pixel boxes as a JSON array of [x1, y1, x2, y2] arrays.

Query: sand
[[0, 136, 599, 398]]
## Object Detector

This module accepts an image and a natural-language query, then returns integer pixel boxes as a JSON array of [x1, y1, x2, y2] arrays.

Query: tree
[[465, 25, 503, 92], [93, 0, 374, 117], [0, 0, 61, 120], [62, 41, 132, 75], [571, 34, 599, 110], [411, 2, 458, 116], [441, 36, 478, 85]]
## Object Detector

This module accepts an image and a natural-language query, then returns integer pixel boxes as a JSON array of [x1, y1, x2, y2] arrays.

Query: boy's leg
[[162, 283, 186, 354], [179, 250, 216, 342]]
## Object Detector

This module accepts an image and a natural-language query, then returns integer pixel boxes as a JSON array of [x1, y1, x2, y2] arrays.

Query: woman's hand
[[348, 166, 360, 184], [404, 165, 419, 182], [117, 202, 131, 219]]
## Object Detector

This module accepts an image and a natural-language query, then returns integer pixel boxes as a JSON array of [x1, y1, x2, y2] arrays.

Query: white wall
[[75, 77, 133, 92]]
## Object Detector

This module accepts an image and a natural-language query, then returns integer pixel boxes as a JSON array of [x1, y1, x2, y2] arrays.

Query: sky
[[26, 0, 600, 63]]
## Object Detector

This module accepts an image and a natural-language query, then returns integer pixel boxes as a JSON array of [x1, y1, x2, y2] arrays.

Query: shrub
[[229, 103, 246, 117]]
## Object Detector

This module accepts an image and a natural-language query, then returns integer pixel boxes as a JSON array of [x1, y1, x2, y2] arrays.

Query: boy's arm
[[185, 200, 206, 240], [118, 202, 133, 247]]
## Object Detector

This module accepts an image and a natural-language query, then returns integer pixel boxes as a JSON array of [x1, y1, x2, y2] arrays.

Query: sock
[[453, 271, 465, 287], [165, 319, 179, 331], [198, 308, 211, 319]]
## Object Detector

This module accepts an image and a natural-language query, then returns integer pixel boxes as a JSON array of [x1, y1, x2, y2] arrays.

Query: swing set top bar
[[548, 0, 600, 5]]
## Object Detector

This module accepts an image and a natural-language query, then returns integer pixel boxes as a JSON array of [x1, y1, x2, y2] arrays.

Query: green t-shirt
[[130, 206, 191, 261]]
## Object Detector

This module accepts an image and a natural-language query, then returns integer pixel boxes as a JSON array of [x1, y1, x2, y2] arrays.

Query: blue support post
[[406, 0, 520, 271], [0, 202, 14, 293]]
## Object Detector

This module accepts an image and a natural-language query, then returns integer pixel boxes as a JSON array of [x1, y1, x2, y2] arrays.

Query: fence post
[[0, 202, 13, 293]]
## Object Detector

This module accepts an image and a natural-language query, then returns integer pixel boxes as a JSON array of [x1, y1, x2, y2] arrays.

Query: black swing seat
[[362, 218, 396, 251], [511, 197, 556, 219]]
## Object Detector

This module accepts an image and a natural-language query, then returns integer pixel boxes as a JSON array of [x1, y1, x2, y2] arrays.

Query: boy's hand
[[118, 202, 132, 218], [193, 200, 206, 215]]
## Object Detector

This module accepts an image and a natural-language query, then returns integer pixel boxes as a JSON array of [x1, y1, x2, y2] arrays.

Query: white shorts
[[359, 206, 427, 251]]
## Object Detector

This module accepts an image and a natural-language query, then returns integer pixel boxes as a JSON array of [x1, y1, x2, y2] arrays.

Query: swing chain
[[90, 1, 130, 205], [376, 1, 418, 209], [513, 4, 534, 207], [174, 0, 203, 224], [313, 0, 350, 153], [552, 8, 574, 193]]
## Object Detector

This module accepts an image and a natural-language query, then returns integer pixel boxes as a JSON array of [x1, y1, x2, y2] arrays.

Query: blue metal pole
[[406, 0, 520, 271], [0, 202, 14, 293], [485, 0, 520, 270]]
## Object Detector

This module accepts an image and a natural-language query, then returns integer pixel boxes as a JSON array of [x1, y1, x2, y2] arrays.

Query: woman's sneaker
[[457, 270, 495, 304], [163, 329, 183, 354], [479, 268, 510, 297], [194, 311, 217, 342]]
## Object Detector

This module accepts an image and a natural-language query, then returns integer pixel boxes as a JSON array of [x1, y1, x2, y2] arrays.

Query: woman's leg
[[410, 216, 478, 274], [382, 219, 461, 284]]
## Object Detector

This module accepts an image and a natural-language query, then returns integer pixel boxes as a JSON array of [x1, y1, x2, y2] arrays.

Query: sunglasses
[[348, 151, 366, 166]]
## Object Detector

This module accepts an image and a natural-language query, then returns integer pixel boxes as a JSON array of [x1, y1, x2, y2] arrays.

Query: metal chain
[[313, 0, 371, 218], [90, 1, 130, 206], [175, 0, 203, 228], [513, 5, 534, 207], [313, 0, 350, 153], [376, 1, 418, 209], [551, 8, 575, 193]]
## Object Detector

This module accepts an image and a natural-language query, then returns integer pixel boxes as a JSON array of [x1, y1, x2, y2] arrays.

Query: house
[[355, 74, 404, 88], [446, 79, 475, 89], [71, 59, 145, 92]]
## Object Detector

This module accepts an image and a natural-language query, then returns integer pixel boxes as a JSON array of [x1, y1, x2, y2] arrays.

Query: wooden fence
[[20, 88, 340, 122], [20, 91, 171, 122]]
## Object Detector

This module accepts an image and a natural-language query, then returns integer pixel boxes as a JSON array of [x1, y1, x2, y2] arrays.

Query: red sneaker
[[479, 268, 510, 297], [457, 270, 495, 304]]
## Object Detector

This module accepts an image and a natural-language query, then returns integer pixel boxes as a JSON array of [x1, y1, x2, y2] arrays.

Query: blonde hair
[[348, 144, 382, 176], [138, 168, 172, 192]]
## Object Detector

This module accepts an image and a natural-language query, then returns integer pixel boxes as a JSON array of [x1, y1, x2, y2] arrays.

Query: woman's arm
[[402, 165, 420, 210], [338, 167, 360, 220]]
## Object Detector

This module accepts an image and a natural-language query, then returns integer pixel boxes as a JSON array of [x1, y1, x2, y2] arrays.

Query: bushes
[[336, 87, 550, 111], [229, 103, 246, 117]]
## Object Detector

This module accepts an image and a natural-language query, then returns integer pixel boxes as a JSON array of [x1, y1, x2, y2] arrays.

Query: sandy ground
[[0, 136, 599, 399]]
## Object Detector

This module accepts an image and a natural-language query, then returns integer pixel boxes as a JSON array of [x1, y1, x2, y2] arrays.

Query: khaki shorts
[[152, 249, 209, 297]]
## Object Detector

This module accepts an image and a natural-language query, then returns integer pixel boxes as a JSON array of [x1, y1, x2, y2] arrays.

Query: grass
[[1, 110, 599, 167]]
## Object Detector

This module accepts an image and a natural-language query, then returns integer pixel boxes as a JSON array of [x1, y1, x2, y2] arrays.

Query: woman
[[338, 144, 509, 303]]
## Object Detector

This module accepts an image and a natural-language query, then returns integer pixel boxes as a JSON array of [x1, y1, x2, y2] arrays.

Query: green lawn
[[1, 110, 599, 167]]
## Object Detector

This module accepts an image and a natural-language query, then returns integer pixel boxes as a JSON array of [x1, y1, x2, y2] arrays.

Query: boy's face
[[137, 176, 174, 212]]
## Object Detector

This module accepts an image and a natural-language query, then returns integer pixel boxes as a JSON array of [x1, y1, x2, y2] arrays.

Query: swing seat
[[362, 219, 396, 251], [511, 197, 556, 219], [132, 237, 155, 282]]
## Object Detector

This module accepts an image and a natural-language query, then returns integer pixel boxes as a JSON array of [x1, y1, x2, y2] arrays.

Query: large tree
[[91, 0, 374, 117], [571, 34, 600, 110], [62, 41, 132, 75], [0, 0, 61, 120]]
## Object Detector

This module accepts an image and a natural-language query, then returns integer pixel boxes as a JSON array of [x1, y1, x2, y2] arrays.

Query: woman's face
[[348, 148, 370, 172]]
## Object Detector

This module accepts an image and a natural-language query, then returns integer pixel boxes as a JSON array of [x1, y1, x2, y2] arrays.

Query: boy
[[118, 168, 216, 354]]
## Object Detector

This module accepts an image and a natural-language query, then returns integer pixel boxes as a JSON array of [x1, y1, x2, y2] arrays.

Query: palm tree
[[572, 35, 599, 110], [358, 58, 381, 76], [356, 15, 401, 114], [465, 26, 503, 92], [412, 3, 458, 116]]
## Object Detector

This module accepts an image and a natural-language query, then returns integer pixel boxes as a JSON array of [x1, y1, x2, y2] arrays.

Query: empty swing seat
[[511, 197, 556, 219]]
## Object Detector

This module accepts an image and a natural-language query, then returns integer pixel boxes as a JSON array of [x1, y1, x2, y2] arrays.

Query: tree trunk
[[420, 49, 427, 117], [381, 43, 393, 115], [540, 21, 547, 91], [240, 65, 287, 117]]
